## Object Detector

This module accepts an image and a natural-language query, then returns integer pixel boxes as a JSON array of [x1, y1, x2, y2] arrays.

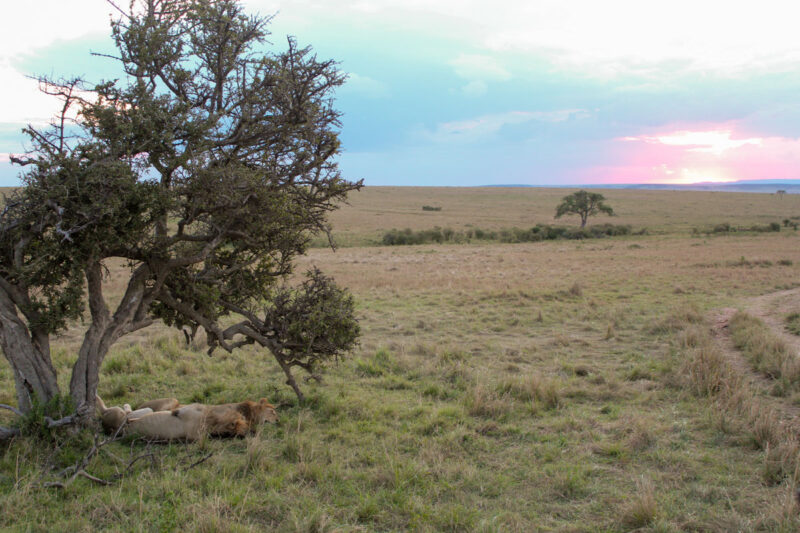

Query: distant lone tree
[[777, 189, 786, 198], [554, 190, 615, 228], [0, 0, 361, 434]]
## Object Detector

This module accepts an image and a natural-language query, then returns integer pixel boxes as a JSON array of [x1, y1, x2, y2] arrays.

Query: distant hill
[[486, 180, 800, 193]]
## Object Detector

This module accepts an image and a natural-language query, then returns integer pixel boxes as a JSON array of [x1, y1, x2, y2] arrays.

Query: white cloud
[[423, 109, 588, 143], [0, 1, 113, 127], [250, 0, 800, 77], [0, 0, 111, 59], [0, 63, 66, 125], [449, 54, 510, 82], [479, 1, 800, 76]]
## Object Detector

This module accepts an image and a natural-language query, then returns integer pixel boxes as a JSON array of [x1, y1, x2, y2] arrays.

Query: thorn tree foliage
[[0, 0, 362, 427]]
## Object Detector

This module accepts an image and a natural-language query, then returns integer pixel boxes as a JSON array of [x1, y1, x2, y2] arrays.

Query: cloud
[[480, 1, 800, 77], [623, 130, 763, 156], [422, 109, 588, 143], [449, 54, 511, 81], [0, 64, 67, 125], [0, 1, 111, 59], [588, 124, 800, 184], [253, 0, 800, 78], [343, 73, 390, 98]]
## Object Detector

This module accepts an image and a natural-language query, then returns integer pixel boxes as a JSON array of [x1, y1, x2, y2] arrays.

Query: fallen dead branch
[[183, 452, 214, 472]]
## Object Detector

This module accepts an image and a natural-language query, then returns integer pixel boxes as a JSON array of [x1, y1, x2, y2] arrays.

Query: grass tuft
[[648, 305, 704, 335], [464, 383, 510, 418], [785, 312, 800, 336], [681, 343, 729, 397], [497, 374, 561, 410], [620, 477, 658, 529], [730, 311, 800, 386]]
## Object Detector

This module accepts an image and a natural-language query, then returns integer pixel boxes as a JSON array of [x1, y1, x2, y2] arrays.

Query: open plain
[[2, 187, 800, 531]]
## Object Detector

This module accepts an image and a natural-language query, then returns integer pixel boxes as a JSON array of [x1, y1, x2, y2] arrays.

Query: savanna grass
[[3, 189, 800, 530], [729, 311, 800, 388]]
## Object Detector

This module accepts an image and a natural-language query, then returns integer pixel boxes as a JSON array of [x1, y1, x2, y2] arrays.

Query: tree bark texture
[[0, 289, 59, 412], [69, 262, 154, 412]]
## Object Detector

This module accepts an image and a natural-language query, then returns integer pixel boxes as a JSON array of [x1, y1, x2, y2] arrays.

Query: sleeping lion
[[133, 397, 278, 438]]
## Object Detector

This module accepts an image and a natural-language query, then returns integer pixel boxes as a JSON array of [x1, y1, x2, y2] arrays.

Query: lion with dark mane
[[97, 396, 278, 440]]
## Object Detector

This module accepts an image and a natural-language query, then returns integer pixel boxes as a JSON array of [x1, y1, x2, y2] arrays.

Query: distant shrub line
[[421, 205, 442, 211], [381, 224, 644, 246], [694, 222, 784, 235]]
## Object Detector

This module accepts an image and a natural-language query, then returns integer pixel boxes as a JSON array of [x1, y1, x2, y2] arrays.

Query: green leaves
[[554, 190, 615, 227], [261, 268, 360, 371]]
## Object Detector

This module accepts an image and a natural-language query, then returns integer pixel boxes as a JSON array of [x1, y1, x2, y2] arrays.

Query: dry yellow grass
[[300, 232, 799, 298]]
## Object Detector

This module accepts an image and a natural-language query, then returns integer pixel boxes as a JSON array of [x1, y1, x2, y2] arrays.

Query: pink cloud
[[582, 124, 800, 184], [622, 130, 762, 155]]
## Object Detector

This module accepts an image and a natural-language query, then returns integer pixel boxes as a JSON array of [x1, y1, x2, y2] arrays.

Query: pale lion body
[[126, 404, 207, 441], [99, 395, 278, 439], [137, 397, 277, 436], [95, 395, 154, 433]]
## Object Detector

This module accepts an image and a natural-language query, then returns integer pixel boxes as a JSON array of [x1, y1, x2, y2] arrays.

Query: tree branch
[[0, 404, 23, 417]]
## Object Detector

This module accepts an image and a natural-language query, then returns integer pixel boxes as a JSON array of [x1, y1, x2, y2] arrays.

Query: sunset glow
[[624, 130, 763, 156]]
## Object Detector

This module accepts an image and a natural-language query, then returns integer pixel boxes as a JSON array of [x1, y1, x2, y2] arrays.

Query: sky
[[1, 1, 800, 186]]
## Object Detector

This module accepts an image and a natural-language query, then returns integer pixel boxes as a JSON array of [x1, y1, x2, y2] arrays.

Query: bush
[[713, 223, 732, 233], [701, 221, 783, 235], [381, 224, 637, 246], [381, 227, 461, 245], [421, 205, 442, 211]]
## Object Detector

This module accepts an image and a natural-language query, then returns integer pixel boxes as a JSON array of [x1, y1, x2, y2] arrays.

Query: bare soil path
[[710, 288, 800, 422]]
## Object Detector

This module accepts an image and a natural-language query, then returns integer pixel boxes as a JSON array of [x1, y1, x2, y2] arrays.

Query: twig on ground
[[184, 452, 213, 471], [39, 430, 123, 489], [79, 470, 111, 485], [119, 452, 157, 477]]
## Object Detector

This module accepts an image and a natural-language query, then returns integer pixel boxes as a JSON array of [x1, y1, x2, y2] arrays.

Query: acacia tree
[[0, 0, 361, 430], [554, 190, 614, 228]]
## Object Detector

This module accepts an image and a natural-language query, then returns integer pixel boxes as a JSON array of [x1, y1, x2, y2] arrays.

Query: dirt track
[[710, 288, 800, 421]]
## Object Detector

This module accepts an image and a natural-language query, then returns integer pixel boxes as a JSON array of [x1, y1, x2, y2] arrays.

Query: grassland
[[2, 187, 800, 531], [321, 186, 800, 246]]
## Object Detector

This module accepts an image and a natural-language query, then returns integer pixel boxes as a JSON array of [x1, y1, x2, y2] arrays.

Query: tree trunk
[[0, 291, 59, 412], [580, 215, 587, 228], [68, 327, 107, 415], [69, 261, 150, 415]]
